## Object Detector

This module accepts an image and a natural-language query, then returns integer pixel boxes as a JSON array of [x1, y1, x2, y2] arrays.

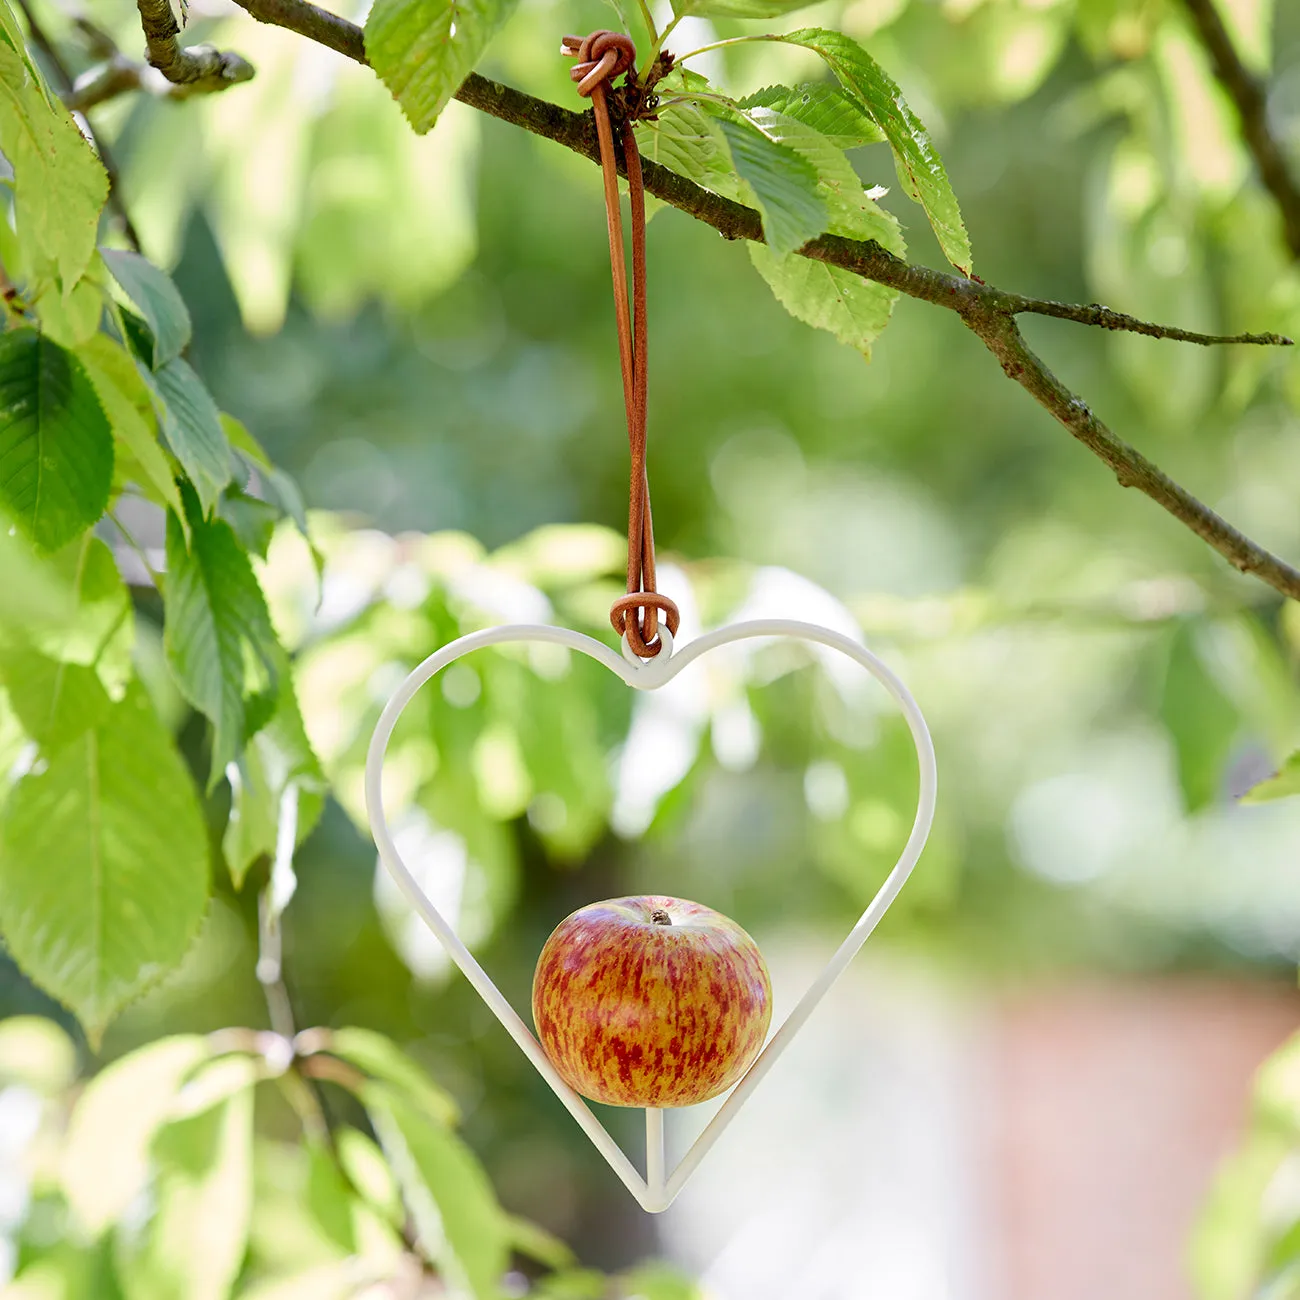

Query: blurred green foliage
[[0, 0, 1298, 1290]]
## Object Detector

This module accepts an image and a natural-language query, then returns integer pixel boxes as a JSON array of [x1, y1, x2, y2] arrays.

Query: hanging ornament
[[366, 30, 937, 1213]]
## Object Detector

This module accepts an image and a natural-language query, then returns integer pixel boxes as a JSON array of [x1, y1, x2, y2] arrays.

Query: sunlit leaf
[[0, 328, 113, 551], [0, 40, 108, 287], [635, 100, 734, 193], [102, 249, 192, 369], [117, 1086, 254, 1300], [4, 1246, 118, 1300], [617, 1262, 705, 1300], [740, 83, 886, 149], [164, 484, 281, 786], [77, 333, 184, 521], [240, 1259, 384, 1300], [37, 276, 103, 350], [773, 28, 972, 271], [0, 682, 209, 1041], [0, 648, 111, 750], [304, 1027, 459, 1126], [0, 1014, 77, 1093], [506, 1215, 576, 1270], [24, 535, 135, 699], [364, 1082, 508, 1300], [365, 0, 517, 133], [62, 1035, 210, 1234], [336, 1127, 404, 1226], [673, 0, 815, 17]]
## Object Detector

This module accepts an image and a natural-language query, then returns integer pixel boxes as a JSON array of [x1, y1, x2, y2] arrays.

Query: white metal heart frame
[[365, 619, 938, 1212]]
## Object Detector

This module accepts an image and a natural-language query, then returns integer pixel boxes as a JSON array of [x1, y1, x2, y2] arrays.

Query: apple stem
[[645, 1106, 666, 1203]]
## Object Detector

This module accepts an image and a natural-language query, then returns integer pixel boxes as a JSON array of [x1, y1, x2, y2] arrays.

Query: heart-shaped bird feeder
[[365, 29, 937, 1212], [365, 620, 936, 1211]]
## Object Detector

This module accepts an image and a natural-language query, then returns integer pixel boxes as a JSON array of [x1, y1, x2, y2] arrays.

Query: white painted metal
[[364, 620, 938, 1212]]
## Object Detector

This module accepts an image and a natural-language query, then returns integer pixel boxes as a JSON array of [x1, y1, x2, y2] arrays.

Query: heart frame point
[[365, 619, 937, 1212]]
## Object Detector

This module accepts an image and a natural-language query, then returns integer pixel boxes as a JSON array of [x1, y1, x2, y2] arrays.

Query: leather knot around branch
[[561, 30, 637, 98]]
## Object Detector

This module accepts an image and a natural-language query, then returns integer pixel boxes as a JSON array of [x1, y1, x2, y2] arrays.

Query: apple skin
[[531, 895, 772, 1108]]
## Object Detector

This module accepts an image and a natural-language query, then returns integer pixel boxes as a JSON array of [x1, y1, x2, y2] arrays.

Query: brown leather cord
[[563, 31, 681, 659]]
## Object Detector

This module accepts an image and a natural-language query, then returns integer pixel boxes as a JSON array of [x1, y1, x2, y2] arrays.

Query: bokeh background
[[5, 0, 1300, 1294]]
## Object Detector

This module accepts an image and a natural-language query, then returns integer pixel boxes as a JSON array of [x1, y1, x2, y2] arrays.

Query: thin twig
[[1180, 0, 1300, 261], [133, 0, 254, 95], [1006, 296, 1290, 347]]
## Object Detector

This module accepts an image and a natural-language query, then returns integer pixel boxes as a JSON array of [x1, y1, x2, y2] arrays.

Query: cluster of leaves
[[364, 0, 972, 358], [0, 0, 323, 1045], [0, 1016, 702, 1298]]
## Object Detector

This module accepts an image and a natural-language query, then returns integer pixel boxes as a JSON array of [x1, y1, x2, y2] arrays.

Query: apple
[[531, 894, 772, 1108]]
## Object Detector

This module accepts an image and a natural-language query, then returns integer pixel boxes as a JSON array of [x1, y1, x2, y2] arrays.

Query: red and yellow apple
[[531, 895, 772, 1108]]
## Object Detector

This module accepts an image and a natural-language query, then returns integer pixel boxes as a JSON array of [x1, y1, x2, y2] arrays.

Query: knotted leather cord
[[563, 31, 680, 658]]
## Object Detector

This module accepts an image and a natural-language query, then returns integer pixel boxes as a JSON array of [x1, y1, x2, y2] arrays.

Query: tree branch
[[96, 0, 1300, 601], [1180, 0, 1300, 261], [134, 0, 254, 95]]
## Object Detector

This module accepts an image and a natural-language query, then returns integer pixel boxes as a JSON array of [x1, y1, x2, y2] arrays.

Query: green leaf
[[62, 1035, 210, 1235], [164, 485, 281, 786], [716, 117, 827, 257], [772, 29, 972, 272], [336, 1126, 404, 1225], [305, 1028, 459, 1126], [0, 328, 113, 551], [738, 104, 903, 353], [222, 412, 314, 547], [153, 356, 235, 517], [750, 251, 897, 353], [530, 1271, 607, 1300], [0, 647, 111, 750], [304, 1140, 357, 1253], [364, 1082, 508, 1300], [102, 249, 192, 369], [0, 682, 209, 1042], [24, 535, 135, 699], [672, 0, 814, 18], [117, 1086, 254, 1300], [223, 673, 324, 888], [636, 100, 735, 194], [1242, 750, 1300, 804], [1158, 622, 1239, 811], [365, 0, 517, 133], [5, 1246, 119, 1300], [37, 276, 103, 350], [77, 332, 184, 522], [616, 1262, 705, 1300], [220, 486, 281, 559], [740, 83, 886, 149], [0, 41, 108, 288], [506, 1215, 576, 1270]]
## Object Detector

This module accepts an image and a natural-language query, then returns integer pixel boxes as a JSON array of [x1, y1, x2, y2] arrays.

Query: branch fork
[[53, 0, 1300, 603]]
